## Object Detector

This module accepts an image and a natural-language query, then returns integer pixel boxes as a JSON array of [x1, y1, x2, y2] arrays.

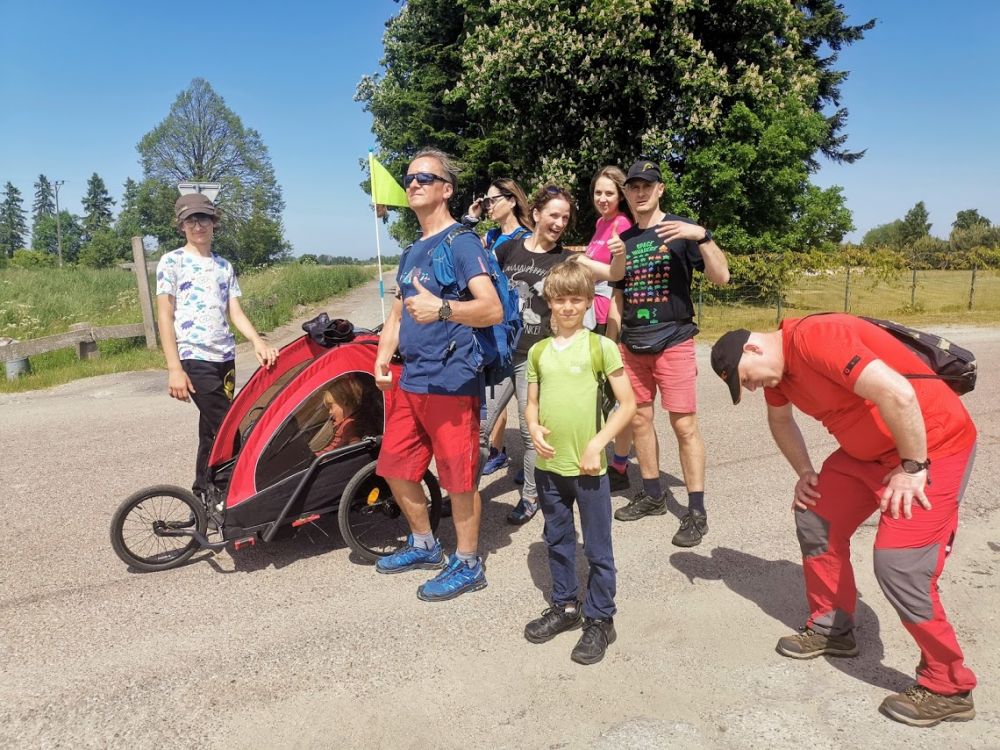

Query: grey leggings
[[479, 354, 536, 500]]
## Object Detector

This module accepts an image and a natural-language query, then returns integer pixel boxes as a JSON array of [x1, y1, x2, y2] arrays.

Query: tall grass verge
[[0, 264, 376, 393]]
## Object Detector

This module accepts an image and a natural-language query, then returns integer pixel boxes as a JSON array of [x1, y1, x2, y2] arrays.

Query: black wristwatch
[[900, 458, 931, 474], [437, 299, 453, 321], [697, 229, 713, 245]]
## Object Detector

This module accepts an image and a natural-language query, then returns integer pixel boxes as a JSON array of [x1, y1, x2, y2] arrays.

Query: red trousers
[[796, 444, 977, 695]]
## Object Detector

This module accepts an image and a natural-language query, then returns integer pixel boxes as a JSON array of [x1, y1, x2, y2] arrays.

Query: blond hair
[[543, 260, 595, 302]]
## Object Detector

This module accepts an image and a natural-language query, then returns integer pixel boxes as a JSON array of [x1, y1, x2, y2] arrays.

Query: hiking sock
[[687, 491, 705, 515], [611, 453, 629, 473], [412, 531, 436, 551], [455, 549, 479, 568], [642, 477, 662, 498]]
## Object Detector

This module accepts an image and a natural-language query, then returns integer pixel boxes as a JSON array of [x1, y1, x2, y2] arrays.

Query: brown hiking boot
[[880, 685, 975, 727], [776, 627, 859, 659]]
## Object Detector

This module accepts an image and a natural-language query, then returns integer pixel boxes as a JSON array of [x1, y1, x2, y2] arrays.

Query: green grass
[[0, 264, 376, 393]]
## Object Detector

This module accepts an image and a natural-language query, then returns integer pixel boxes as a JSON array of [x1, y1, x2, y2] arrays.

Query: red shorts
[[376, 389, 480, 494], [620, 338, 697, 413]]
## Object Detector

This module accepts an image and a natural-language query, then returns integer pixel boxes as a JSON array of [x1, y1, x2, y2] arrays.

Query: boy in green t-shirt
[[524, 260, 636, 664]]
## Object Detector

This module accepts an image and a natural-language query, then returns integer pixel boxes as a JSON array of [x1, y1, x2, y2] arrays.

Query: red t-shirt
[[764, 315, 976, 464]]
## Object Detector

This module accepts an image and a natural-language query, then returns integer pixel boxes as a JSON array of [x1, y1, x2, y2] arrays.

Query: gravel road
[[1, 276, 997, 749]]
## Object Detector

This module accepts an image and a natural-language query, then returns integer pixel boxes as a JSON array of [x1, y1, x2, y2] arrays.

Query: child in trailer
[[310, 374, 379, 454], [523, 260, 636, 664]]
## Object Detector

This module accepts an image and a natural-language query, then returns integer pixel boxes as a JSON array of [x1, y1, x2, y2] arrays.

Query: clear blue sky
[[1, 1, 997, 256]]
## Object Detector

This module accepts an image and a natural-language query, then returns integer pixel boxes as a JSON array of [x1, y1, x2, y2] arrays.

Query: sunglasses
[[481, 193, 511, 210], [403, 172, 449, 188]]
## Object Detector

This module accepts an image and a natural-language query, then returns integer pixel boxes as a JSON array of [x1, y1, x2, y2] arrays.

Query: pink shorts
[[620, 338, 698, 413], [376, 390, 480, 494]]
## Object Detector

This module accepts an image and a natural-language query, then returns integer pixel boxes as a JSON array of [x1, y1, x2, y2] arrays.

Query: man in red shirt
[[710, 314, 977, 727]]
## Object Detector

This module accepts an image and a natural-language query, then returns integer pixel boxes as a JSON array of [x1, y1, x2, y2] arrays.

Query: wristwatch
[[437, 299, 453, 321], [900, 457, 931, 474], [697, 229, 713, 245]]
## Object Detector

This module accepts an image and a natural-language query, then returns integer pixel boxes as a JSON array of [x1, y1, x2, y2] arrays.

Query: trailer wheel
[[338, 461, 442, 563], [110, 485, 207, 572]]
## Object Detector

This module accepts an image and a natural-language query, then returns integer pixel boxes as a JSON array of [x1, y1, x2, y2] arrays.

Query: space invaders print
[[626, 239, 671, 324]]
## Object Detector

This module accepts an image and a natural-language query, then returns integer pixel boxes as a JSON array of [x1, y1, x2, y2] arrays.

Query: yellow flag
[[368, 151, 409, 208]]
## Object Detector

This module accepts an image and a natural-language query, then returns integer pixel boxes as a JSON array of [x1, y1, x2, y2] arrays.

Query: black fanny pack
[[621, 320, 697, 354]]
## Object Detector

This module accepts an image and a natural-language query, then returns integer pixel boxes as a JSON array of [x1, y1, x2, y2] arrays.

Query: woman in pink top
[[585, 166, 633, 335], [586, 166, 634, 490]]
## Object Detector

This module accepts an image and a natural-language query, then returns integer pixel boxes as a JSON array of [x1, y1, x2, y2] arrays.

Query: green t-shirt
[[526, 330, 624, 477]]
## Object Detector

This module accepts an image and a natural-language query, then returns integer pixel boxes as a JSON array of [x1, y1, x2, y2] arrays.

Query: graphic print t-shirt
[[614, 214, 704, 344], [155, 248, 241, 362], [495, 237, 569, 355]]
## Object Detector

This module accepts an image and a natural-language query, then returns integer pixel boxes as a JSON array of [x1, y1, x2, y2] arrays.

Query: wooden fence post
[[69, 323, 99, 360], [131, 237, 158, 349]]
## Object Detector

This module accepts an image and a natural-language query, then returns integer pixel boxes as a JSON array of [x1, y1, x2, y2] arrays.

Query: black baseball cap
[[625, 158, 662, 184], [710, 329, 751, 404]]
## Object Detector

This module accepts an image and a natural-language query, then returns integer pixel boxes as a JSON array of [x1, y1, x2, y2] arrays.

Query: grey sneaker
[[880, 685, 975, 727], [776, 627, 859, 659], [614, 490, 667, 522], [671, 510, 707, 547]]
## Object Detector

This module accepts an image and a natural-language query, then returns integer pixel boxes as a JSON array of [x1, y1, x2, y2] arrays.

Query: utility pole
[[53, 179, 65, 267]]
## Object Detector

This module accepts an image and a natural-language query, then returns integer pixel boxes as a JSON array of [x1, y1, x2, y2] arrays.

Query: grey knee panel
[[873, 546, 938, 623], [795, 509, 830, 558]]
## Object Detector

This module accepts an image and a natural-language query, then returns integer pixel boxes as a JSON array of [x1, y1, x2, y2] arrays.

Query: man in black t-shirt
[[606, 159, 730, 546]]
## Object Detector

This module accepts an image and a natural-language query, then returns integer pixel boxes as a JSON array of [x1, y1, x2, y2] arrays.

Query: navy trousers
[[534, 469, 617, 620]]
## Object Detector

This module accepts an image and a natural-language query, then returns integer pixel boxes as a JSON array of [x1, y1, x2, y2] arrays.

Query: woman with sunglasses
[[465, 179, 536, 476], [495, 184, 623, 524]]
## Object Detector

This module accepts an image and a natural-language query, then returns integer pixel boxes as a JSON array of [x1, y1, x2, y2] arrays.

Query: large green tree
[[1, 182, 29, 258], [899, 200, 931, 245], [32, 174, 56, 227], [82, 172, 115, 240], [136, 78, 289, 267], [357, 0, 870, 249]]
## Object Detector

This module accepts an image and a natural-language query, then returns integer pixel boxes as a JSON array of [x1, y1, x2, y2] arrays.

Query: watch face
[[901, 459, 926, 473]]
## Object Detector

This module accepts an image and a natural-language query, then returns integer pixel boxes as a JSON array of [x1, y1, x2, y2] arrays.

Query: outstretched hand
[[654, 220, 705, 244], [404, 274, 442, 324]]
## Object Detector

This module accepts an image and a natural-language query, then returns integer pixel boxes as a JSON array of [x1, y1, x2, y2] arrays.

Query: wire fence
[[694, 266, 1000, 334]]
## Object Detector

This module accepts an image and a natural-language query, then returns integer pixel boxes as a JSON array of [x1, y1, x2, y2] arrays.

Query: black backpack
[[860, 316, 977, 396]]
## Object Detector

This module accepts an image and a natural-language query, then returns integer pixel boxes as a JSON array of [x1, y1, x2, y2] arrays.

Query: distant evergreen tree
[[32, 174, 56, 226], [1, 182, 29, 258], [82, 172, 115, 241]]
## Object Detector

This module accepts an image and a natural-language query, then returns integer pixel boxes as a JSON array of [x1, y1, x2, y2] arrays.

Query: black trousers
[[181, 359, 236, 497]]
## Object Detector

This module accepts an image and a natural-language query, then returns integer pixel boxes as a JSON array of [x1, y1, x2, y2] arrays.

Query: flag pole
[[369, 149, 386, 322]]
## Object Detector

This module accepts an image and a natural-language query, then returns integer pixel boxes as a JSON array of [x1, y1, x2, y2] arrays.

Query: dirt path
[[1, 276, 997, 749]]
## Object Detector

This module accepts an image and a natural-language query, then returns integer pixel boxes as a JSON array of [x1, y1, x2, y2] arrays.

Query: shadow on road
[[669, 546, 913, 692]]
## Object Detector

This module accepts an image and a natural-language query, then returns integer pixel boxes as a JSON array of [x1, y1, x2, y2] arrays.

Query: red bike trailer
[[110, 326, 443, 572]]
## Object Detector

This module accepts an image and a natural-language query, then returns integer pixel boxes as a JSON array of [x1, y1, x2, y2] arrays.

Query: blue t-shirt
[[396, 224, 491, 396]]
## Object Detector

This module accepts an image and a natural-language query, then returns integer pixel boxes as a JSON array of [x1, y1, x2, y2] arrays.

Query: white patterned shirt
[[155, 248, 242, 362]]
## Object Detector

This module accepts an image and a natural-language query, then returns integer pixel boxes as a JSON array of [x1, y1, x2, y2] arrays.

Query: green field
[[0, 264, 375, 392]]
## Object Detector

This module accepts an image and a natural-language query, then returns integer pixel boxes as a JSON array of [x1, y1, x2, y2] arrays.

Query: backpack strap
[[432, 224, 480, 296], [529, 338, 552, 383], [588, 332, 607, 432]]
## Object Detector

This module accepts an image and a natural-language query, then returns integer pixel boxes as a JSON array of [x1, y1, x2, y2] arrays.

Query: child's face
[[325, 392, 352, 423], [548, 293, 591, 332]]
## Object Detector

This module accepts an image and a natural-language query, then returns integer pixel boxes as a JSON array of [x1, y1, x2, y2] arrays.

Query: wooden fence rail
[[0, 322, 148, 362]]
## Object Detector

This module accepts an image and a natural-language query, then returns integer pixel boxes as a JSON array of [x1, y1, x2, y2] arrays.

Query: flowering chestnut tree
[[358, 0, 869, 251]]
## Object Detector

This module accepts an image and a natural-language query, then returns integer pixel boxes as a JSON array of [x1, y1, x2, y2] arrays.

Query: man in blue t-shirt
[[373, 148, 503, 602]]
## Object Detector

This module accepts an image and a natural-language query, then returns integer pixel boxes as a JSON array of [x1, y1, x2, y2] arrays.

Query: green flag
[[368, 151, 408, 208]]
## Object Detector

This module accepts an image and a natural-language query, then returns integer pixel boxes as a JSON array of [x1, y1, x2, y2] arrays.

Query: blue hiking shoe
[[375, 535, 446, 574], [507, 497, 539, 525], [482, 447, 510, 476], [416, 555, 488, 601]]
